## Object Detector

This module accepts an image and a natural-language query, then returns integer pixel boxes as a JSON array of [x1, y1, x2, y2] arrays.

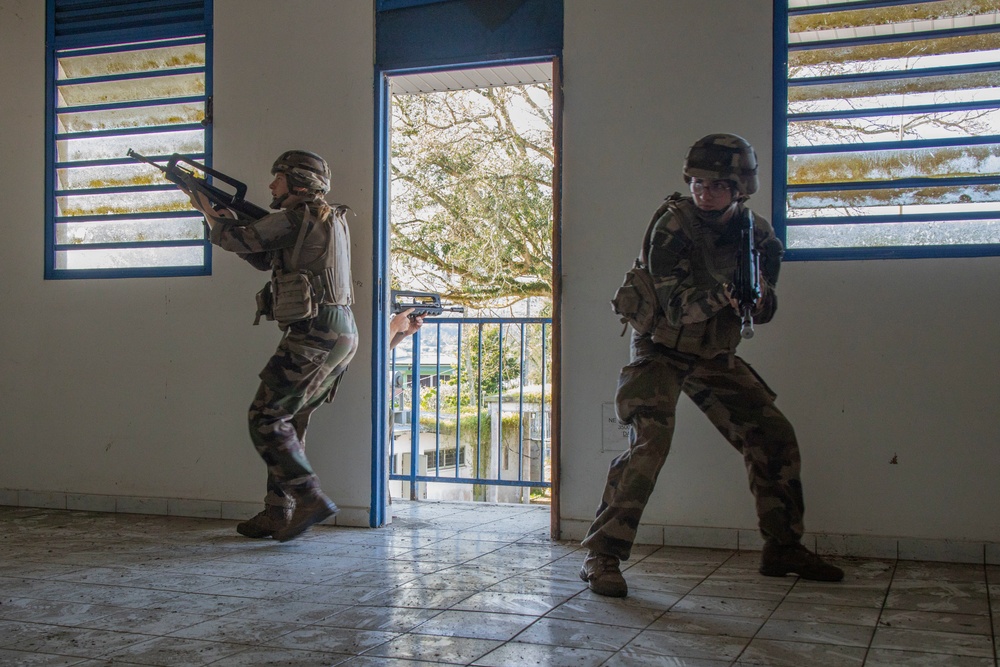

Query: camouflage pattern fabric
[[582, 336, 804, 561], [653, 199, 776, 324], [683, 133, 759, 196], [646, 198, 780, 359], [249, 304, 358, 499], [272, 150, 331, 194], [207, 192, 357, 507], [212, 208, 297, 255], [213, 201, 353, 306]]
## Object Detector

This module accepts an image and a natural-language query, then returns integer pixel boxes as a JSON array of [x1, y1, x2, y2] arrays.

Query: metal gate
[[389, 316, 552, 503]]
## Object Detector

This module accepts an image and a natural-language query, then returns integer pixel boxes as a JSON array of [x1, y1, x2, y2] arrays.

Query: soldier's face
[[269, 172, 290, 200], [690, 178, 734, 211]]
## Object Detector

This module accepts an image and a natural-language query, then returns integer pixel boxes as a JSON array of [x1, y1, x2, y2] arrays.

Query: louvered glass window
[[46, 1, 212, 278], [777, 0, 1000, 259]]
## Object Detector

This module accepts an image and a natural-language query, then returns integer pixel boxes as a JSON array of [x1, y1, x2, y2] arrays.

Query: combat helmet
[[271, 150, 331, 194], [683, 134, 758, 197]]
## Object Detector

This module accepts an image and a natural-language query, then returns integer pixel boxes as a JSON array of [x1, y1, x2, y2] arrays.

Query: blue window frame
[[45, 0, 213, 279], [376, 0, 451, 9], [774, 0, 1000, 260]]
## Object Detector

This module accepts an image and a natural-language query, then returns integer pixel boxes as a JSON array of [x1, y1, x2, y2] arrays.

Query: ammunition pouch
[[271, 269, 320, 327], [253, 267, 347, 327], [612, 260, 659, 336], [611, 195, 679, 337]]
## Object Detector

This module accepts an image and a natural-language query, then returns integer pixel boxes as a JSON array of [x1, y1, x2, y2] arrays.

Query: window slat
[[46, 1, 211, 279], [777, 0, 1000, 259], [53, 0, 205, 42]]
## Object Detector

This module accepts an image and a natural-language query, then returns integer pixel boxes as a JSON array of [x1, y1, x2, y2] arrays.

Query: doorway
[[372, 59, 562, 536]]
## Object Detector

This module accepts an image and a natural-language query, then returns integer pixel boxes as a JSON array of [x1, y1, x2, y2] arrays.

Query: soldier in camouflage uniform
[[186, 150, 357, 542], [580, 134, 843, 597]]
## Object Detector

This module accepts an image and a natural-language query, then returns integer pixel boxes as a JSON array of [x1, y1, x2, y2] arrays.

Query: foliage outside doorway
[[388, 67, 556, 505]]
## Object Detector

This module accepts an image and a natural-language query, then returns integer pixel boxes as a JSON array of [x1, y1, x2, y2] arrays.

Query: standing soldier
[[185, 150, 357, 542], [580, 134, 843, 597]]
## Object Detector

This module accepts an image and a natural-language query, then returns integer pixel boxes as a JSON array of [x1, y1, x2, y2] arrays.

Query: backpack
[[610, 195, 678, 336]]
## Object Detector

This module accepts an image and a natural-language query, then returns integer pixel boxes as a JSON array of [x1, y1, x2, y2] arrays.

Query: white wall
[[2, 0, 998, 557], [0, 0, 378, 525]]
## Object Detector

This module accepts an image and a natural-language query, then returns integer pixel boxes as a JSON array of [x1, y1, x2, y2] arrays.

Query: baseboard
[[0, 488, 372, 528], [5, 488, 997, 564], [560, 517, 1000, 565]]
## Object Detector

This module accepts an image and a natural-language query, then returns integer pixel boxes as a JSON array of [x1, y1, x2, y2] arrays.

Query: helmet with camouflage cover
[[683, 134, 758, 197], [271, 150, 331, 195]]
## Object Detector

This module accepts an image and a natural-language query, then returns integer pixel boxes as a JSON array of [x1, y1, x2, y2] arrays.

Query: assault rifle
[[126, 149, 270, 220], [390, 290, 464, 318], [733, 208, 761, 339]]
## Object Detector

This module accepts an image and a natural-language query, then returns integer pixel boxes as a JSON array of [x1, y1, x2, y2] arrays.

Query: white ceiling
[[389, 61, 552, 95]]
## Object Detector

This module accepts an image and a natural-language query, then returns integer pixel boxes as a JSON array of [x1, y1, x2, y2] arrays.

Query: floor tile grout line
[[860, 553, 899, 666], [590, 546, 748, 667], [986, 560, 999, 667], [380, 505, 572, 666], [722, 547, 790, 667], [580, 549, 669, 667]]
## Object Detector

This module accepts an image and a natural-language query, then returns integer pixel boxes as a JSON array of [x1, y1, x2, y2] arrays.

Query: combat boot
[[236, 505, 292, 538], [236, 492, 293, 539], [759, 542, 844, 582], [273, 488, 338, 543], [579, 550, 628, 597]]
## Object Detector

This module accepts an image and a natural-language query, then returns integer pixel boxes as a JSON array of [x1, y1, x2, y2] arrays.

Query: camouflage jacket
[[646, 195, 779, 359], [210, 198, 354, 305]]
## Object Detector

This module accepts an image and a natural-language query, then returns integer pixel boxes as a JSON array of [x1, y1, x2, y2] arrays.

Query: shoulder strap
[[268, 208, 313, 273], [639, 192, 683, 266], [286, 206, 313, 271]]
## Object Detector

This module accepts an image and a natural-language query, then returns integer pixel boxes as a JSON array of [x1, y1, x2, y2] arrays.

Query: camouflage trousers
[[248, 305, 358, 502], [582, 338, 804, 561]]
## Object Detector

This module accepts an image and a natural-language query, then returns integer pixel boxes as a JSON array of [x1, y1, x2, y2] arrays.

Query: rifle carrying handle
[[167, 155, 249, 204]]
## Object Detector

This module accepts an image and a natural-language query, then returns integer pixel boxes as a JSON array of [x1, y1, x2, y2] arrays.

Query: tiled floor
[[0, 501, 997, 667]]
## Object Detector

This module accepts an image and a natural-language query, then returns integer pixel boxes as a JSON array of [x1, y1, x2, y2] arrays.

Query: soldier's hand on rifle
[[722, 282, 740, 312], [725, 276, 766, 315], [173, 169, 197, 194], [392, 308, 424, 335], [208, 204, 236, 220], [177, 176, 236, 228], [184, 187, 214, 216], [174, 171, 210, 211], [389, 308, 424, 350]]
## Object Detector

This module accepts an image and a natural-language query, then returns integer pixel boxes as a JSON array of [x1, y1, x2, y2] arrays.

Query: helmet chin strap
[[269, 193, 289, 210], [696, 200, 738, 222], [270, 187, 321, 210]]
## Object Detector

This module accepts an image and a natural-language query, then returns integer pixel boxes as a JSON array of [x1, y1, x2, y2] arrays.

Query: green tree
[[390, 83, 555, 501], [458, 322, 522, 405], [415, 328, 517, 411]]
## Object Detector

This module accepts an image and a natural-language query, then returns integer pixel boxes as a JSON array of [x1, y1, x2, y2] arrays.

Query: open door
[[372, 58, 562, 538]]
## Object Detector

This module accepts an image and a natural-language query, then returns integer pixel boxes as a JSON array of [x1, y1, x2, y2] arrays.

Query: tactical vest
[[277, 201, 353, 307], [650, 197, 745, 359]]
